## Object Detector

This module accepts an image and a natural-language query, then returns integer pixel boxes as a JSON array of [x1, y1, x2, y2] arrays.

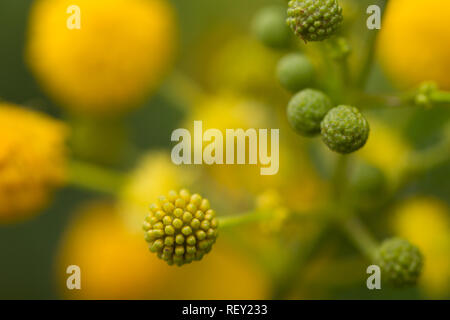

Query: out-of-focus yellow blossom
[[118, 151, 198, 233], [186, 94, 324, 212], [27, 0, 176, 114], [392, 197, 450, 297], [358, 119, 411, 183], [378, 0, 450, 90], [57, 202, 168, 299], [206, 36, 280, 96], [256, 189, 289, 234], [0, 104, 67, 223], [155, 240, 270, 299], [58, 202, 268, 299]]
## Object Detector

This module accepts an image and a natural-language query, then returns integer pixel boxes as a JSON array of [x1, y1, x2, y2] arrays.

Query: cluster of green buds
[[143, 189, 219, 266], [287, 89, 369, 154], [252, 1, 368, 154]]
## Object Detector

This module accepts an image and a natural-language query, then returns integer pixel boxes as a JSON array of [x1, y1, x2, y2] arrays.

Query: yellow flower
[[57, 201, 269, 299], [0, 104, 67, 223], [358, 119, 411, 183], [56, 201, 167, 299], [27, 0, 176, 114], [206, 36, 280, 96], [256, 189, 289, 234], [118, 151, 199, 233], [186, 94, 325, 212], [377, 0, 450, 89], [392, 197, 450, 297], [155, 240, 269, 299]]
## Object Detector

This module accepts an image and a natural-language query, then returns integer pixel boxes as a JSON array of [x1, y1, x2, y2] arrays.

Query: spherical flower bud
[[144, 189, 218, 266], [287, 88, 333, 136], [320, 105, 369, 154], [277, 53, 314, 92], [252, 6, 291, 49], [375, 238, 423, 287], [287, 0, 343, 42]]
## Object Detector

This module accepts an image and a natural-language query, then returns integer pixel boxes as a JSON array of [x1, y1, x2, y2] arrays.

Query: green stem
[[399, 128, 450, 184], [271, 224, 330, 299], [356, 0, 388, 89], [352, 92, 411, 109], [331, 154, 378, 262], [219, 210, 272, 230], [332, 155, 349, 202], [431, 90, 450, 104], [340, 57, 351, 88], [340, 216, 378, 261], [68, 159, 126, 195]]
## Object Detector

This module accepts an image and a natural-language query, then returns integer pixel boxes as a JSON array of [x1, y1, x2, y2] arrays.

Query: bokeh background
[[0, 0, 449, 299]]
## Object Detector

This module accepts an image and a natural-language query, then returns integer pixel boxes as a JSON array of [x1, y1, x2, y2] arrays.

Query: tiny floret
[[320, 105, 369, 154], [375, 238, 423, 287], [286, 0, 343, 42], [144, 189, 218, 266]]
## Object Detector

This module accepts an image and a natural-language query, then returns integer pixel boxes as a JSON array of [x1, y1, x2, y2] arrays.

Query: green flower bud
[[287, 0, 343, 42], [320, 105, 369, 154], [375, 238, 423, 287], [287, 88, 333, 136], [277, 53, 314, 92], [144, 189, 219, 266], [349, 161, 386, 196], [252, 6, 291, 49]]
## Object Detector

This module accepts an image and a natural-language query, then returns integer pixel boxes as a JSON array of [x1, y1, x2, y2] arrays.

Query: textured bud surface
[[375, 238, 423, 287], [321, 105, 369, 153], [277, 53, 314, 92], [287, 88, 333, 136], [144, 189, 218, 266], [287, 0, 343, 42]]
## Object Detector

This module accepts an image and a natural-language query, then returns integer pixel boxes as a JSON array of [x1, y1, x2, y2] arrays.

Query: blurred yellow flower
[[27, 0, 176, 114], [392, 197, 450, 297], [206, 36, 280, 96], [256, 189, 289, 234], [378, 0, 450, 89], [156, 240, 270, 299], [358, 119, 411, 183], [58, 201, 269, 299], [118, 151, 199, 233], [56, 201, 167, 299], [0, 104, 67, 223], [186, 94, 324, 212]]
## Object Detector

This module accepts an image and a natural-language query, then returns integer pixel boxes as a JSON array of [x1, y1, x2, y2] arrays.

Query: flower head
[[375, 237, 423, 287], [378, 0, 450, 90], [0, 104, 67, 222], [277, 53, 315, 92], [287, 88, 333, 136], [27, 0, 176, 114], [321, 105, 369, 154], [287, 0, 343, 42], [144, 189, 219, 266]]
